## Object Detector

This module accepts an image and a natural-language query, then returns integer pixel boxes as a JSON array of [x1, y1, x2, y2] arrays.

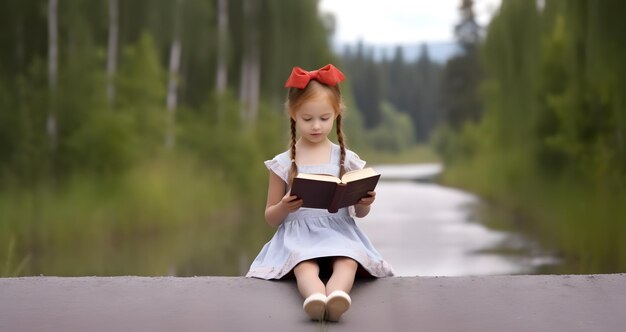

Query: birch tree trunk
[[248, 37, 260, 122], [238, 0, 250, 122], [238, 52, 249, 120], [165, 0, 183, 149], [238, 0, 260, 124], [106, 0, 119, 106], [47, 0, 58, 150], [215, 0, 228, 95]]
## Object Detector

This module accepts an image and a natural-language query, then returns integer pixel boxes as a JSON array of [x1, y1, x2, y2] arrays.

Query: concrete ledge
[[1, 274, 625, 331]]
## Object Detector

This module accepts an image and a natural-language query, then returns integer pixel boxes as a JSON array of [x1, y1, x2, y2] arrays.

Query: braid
[[336, 114, 347, 178], [288, 117, 298, 186]]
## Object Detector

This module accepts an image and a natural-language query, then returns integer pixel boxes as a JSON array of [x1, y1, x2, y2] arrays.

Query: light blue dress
[[246, 143, 394, 280]]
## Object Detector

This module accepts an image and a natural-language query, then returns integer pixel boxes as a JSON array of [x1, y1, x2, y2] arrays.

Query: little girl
[[246, 64, 393, 322]]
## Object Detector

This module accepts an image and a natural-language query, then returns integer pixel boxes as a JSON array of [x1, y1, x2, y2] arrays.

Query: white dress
[[246, 143, 394, 280]]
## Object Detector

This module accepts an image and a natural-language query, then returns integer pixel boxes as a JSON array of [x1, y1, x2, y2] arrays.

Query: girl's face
[[293, 94, 336, 144]]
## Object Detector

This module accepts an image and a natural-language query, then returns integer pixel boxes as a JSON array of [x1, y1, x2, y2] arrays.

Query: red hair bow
[[284, 64, 346, 89]]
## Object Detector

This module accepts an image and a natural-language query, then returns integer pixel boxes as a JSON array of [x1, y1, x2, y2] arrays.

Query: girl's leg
[[293, 260, 326, 298], [325, 257, 358, 322], [326, 257, 358, 295], [294, 260, 327, 321]]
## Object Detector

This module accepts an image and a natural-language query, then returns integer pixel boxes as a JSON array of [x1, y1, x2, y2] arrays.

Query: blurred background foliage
[[434, 0, 626, 273], [0, 0, 624, 276]]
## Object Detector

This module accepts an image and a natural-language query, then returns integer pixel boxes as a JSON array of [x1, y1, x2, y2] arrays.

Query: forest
[[435, 0, 626, 273], [0, 0, 338, 276], [0, 0, 624, 276]]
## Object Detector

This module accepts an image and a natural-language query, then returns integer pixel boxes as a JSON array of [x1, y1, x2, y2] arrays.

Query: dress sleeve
[[264, 155, 289, 184], [345, 150, 367, 172]]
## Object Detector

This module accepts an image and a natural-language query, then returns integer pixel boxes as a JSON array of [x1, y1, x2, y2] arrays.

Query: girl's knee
[[294, 259, 320, 275], [333, 257, 358, 270]]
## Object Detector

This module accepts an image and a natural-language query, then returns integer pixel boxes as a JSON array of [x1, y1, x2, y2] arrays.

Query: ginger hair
[[286, 80, 347, 186]]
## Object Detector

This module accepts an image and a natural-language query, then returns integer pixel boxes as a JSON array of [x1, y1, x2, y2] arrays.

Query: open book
[[290, 167, 380, 213]]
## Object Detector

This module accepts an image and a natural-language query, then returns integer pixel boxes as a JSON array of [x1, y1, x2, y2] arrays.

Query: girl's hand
[[280, 192, 303, 212], [357, 191, 376, 206]]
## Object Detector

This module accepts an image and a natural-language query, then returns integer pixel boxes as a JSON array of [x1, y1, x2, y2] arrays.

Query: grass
[[0, 153, 271, 276], [440, 153, 626, 274], [1, 235, 31, 277]]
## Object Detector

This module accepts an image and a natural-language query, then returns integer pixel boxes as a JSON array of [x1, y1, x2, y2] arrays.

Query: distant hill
[[334, 41, 462, 63]]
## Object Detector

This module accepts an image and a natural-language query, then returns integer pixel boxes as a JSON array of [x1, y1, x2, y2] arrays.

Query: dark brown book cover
[[290, 168, 380, 213]]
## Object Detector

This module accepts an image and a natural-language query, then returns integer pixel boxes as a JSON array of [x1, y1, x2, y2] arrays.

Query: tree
[[165, 0, 183, 149], [238, 0, 261, 123], [440, 0, 483, 130], [367, 102, 415, 152], [413, 44, 442, 141], [455, 0, 481, 52], [215, 0, 229, 95], [106, 0, 119, 105], [347, 42, 382, 129], [47, 0, 58, 151], [0, 0, 338, 183]]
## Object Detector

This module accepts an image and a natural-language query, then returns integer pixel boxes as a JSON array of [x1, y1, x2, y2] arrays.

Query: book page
[[341, 167, 379, 183], [296, 173, 341, 183]]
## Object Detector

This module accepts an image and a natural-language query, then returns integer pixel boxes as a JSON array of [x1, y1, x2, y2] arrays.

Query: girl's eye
[[321, 117, 330, 121], [303, 118, 312, 122]]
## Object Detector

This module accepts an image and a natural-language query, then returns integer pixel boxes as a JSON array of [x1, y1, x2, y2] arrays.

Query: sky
[[319, 0, 502, 46]]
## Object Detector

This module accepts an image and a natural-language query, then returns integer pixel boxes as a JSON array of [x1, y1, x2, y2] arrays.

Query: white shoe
[[303, 293, 326, 321], [325, 290, 351, 322]]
